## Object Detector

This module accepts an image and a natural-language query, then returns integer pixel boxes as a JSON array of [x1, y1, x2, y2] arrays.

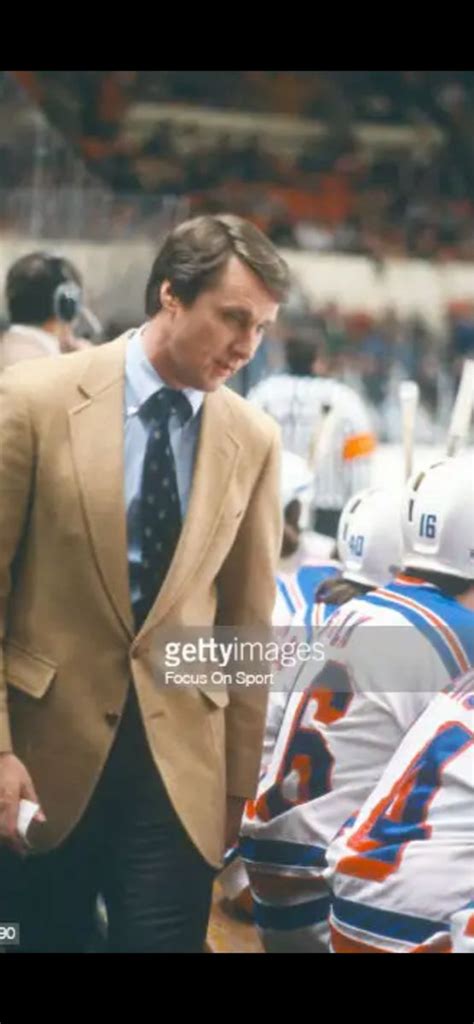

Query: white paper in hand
[[17, 799, 40, 839]]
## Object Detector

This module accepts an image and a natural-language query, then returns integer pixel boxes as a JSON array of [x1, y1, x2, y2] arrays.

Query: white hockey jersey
[[241, 577, 474, 880], [275, 559, 340, 632], [219, 555, 339, 912], [248, 374, 376, 511], [268, 554, 342, 771], [326, 672, 474, 953]]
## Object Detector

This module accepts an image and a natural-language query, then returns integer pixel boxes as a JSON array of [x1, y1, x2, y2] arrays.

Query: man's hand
[[0, 753, 45, 855], [225, 796, 246, 851]]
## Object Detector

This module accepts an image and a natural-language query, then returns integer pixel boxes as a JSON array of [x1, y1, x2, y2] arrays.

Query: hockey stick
[[446, 358, 474, 457], [399, 380, 420, 479]]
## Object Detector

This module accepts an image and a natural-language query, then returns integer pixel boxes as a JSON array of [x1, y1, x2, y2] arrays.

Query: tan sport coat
[[0, 334, 282, 865]]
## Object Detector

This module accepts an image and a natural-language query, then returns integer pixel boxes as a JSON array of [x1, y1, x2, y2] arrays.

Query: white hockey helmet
[[402, 452, 474, 580], [337, 487, 403, 588], [280, 450, 313, 523]]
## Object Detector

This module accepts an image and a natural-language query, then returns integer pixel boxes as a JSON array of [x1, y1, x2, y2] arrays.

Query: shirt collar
[[10, 324, 60, 355], [125, 325, 204, 419]]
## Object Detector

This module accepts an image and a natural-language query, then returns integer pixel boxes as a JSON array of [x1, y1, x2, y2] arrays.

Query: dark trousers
[[0, 687, 215, 953]]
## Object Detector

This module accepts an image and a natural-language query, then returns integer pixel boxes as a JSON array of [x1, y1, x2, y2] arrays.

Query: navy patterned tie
[[134, 387, 192, 630]]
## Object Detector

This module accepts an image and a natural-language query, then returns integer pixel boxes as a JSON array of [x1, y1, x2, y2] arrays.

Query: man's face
[[157, 255, 280, 391]]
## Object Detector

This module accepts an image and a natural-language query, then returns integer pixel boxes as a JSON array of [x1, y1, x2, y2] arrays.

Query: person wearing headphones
[[0, 251, 94, 371]]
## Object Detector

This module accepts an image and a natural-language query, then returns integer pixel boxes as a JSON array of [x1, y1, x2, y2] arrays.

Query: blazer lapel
[[139, 389, 241, 635], [68, 335, 134, 637]]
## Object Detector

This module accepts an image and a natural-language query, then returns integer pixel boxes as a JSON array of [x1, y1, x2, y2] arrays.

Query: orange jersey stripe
[[331, 922, 451, 954], [411, 935, 452, 953], [342, 433, 377, 461], [376, 586, 470, 674], [395, 572, 428, 586], [330, 923, 387, 954]]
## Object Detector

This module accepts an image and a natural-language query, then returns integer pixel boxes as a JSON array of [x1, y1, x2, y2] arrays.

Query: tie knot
[[141, 387, 192, 426]]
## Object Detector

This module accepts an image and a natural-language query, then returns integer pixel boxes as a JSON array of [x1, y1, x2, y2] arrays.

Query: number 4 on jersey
[[338, 721, 473, 881]]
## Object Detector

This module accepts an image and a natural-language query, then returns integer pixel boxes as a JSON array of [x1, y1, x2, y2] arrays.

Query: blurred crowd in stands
[[3, 70, 474, 445], [7, 70, 474, 260], [17, 70, 474, 130]]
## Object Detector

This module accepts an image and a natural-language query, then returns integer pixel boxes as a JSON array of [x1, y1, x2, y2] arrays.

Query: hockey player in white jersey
[[326, 669, 474, 953], [267, 453, 344, 788], [219, 451, 341, 917], [241, 454, 474, 951], [248, 336, 377, 537], [239, 485, 404, 951], [299, 484, 405, 632], [274, 450, 340, 631]]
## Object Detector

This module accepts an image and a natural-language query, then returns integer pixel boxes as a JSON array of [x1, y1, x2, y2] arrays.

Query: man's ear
[[160, 280, 180, 313]]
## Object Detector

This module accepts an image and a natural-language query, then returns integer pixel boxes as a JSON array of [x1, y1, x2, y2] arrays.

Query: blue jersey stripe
[[276, 578, 296, 617], [358, 580, 474, 679], [277, 564, 340, 630], [254, 894, 330, 931], [297, 565, 340, 630], [359, 593, 462, 679], [240, 836, 327, 869], [222, 846, 240, 869], [332, 897, 449, 944], [387, 583, 474, 666]]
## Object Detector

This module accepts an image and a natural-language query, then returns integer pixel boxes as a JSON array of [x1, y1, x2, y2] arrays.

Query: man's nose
[[230, 326, 261, 361]]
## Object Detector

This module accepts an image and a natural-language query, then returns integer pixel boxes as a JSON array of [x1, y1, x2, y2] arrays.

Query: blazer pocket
[[4, 642, 57, 699], [198, 686, 230, 709]]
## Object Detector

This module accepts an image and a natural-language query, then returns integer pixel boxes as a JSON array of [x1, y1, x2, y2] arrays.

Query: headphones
[[5, 250, 103, 338], [49, 256, 83, 324]]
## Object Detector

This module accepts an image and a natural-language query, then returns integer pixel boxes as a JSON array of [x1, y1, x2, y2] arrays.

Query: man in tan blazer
[[0, 214, 289, 952]]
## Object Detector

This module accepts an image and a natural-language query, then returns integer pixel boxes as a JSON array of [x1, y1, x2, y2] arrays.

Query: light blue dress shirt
[[124, 328, 204, 605]]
